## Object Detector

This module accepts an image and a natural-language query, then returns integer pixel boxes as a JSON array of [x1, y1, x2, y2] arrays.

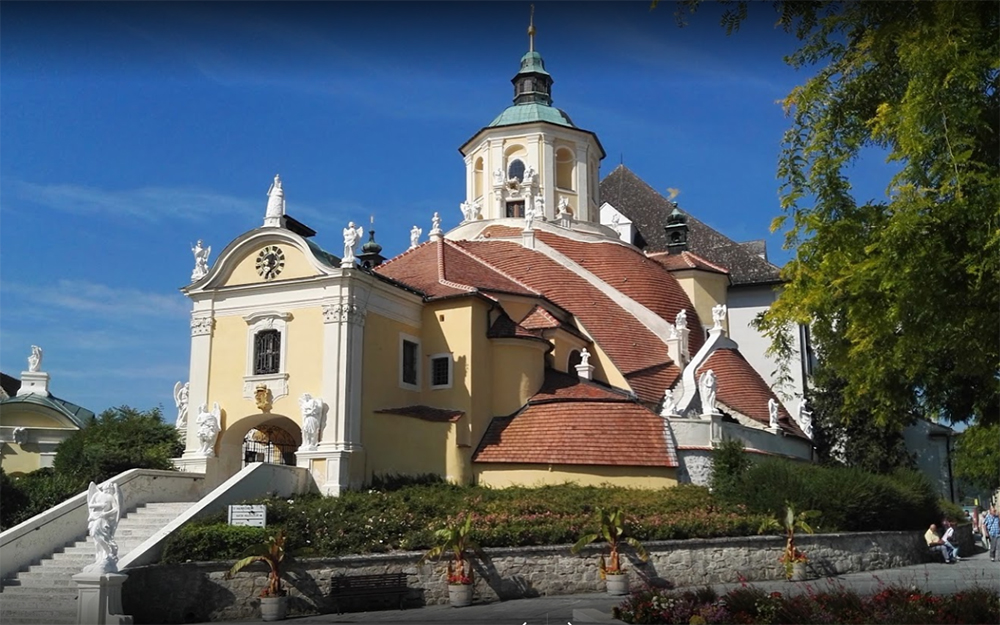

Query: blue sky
[[0, 1, 894, 416]]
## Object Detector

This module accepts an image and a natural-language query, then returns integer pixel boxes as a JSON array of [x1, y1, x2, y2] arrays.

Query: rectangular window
[[430, 354, 452, 389], [254, 330, 281, 375], [506, 201, 524, 218], [402, 340, 418, 386]]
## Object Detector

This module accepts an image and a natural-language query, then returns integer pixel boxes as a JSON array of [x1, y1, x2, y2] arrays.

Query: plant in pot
[[420, 513, 487, 607], [225, 528, 295, 621], [571, 507, 649, 595], [758, 503, 818, 581]]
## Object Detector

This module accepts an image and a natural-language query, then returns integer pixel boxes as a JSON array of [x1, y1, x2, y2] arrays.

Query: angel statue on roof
[[768, 398, 780, 429], [409, 225, 422, 250], [342, 221, 364, 266], [264, 174, 285, 226], [191, 240, 211, 282], [83, 481, 122, 574]]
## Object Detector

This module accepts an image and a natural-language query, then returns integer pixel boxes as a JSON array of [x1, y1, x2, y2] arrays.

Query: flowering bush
[[613, 583, 1000, 624]]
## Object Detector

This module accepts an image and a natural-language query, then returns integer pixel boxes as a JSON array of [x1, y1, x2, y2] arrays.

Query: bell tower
[[458, 9, 605, 226]]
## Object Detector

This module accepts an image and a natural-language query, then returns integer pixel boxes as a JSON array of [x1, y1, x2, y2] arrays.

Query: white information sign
[[228, 504, 267, 527]]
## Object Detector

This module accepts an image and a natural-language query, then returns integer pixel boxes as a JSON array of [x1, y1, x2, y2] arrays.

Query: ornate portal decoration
[[84, 481, 122, 574], [322, 302, 367, 326], [256, 245, 286, 280], [255, 383, 272, 412], [191, 315, 214, 337]]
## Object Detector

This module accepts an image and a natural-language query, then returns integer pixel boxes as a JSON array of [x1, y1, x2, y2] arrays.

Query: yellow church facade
[[172, 26, 811, 495]]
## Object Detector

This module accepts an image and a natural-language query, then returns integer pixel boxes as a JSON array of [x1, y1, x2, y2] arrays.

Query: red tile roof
[[518, 305, 562, 330], [649, 251, 730, 275], [697, 348, 806, 438], [474, 371, 677, 467], [487, 311, 549, 344], [375, 240, 539, 300], [373, 405, 464, 423], [453, 239, 679, 403]]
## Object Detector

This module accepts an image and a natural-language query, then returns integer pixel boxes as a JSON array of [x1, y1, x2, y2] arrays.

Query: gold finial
[[528, 4, 536, 52], [370, 214, 375, 226]]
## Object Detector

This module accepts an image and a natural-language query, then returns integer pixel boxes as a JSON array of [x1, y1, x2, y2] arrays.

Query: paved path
[[198, 549, 999, 624]]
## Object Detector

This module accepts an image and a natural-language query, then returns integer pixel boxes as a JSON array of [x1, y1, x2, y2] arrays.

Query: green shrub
[[709, 438, 751, 500], [1, 469, 83, 531], [161, 524, 267, 563]]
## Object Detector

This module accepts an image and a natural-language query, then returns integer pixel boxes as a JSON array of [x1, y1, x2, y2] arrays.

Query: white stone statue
[[768, 398, 780, 429], [191, 240, 211, 282], [798, 399, 814, 438], [699, 369, 717, 416], [712, 304, 727, 330], [523, 165, 536, 185], [579, 348, 591, 367], [523, 200, 537, 231], [431, 212, 442, 233], [610, 213, 621, 235], [342, 221, 364, 265], [299, 393, 323, 450], [173, 381, 190, 429], [493, 167, 505, 186], [409, 225, 422, 250], [660, 389, 678, 417], [460, 200, 480, 223], [557, 196, 571, 218], [83, 481, 122, 574], [196, 402, 221, 457], [27, 345, 42, 372], [676, 309, 688, 332], [264, 174, 285, 226], [12, 427, 28, 445]]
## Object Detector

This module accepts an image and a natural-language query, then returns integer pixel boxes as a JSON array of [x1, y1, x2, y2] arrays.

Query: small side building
[[0, 349, 94, 476]]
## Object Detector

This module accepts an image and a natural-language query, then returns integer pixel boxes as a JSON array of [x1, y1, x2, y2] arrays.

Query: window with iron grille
[[430, 355, 451, 388], [254, 330, 281, 375], [402, 340, 418, 386]]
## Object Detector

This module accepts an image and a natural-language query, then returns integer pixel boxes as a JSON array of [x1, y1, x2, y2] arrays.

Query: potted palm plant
[[225, 529, 293, 621], [571, 507, 649, 595], [420, 513, 487, 607], [758, 503, 818, 581]]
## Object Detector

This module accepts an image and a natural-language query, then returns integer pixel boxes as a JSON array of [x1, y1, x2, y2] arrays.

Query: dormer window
[[508, 159, 525, 183]]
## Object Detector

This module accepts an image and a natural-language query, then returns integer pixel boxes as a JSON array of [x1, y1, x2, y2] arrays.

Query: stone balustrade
[[121, 526, 972, 623]]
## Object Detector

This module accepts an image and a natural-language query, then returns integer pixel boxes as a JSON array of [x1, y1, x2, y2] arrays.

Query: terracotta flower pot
[[260, 595, 287, 621], [605, 573, 629, 596], [448, 583, 473, 607]]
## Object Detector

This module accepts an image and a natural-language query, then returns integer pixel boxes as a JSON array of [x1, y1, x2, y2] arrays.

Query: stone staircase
[[0, 501, 196, 625]]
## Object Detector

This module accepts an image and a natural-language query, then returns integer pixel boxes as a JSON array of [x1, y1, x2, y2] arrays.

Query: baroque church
[[172, 22, 814, 496]]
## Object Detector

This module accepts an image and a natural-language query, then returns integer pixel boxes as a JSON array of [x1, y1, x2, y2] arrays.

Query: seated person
[[925, 523, 957, 563], [942, 519, 961, 560]]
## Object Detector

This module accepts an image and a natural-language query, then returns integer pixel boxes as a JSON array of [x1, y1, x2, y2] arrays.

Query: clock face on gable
[[255, 245, 285, 281]]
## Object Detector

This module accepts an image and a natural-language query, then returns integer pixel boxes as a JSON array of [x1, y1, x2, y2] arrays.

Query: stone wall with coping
[[122, 527, 971, 623]]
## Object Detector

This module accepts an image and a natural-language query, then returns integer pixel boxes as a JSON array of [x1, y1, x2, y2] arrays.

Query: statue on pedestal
[[699, 369, 717, 416], [196, 402, 221, 457], [299, 393, 323, 450], [768, 398, 780, 429], [342, 222, 364, 265], [264, 174, 285, 226], [173, 381, 190, 429], [409, 225, 422, 250], [191, 240, 211, 282], [27, 345, 42, 372], [83, 481, 121, 574], [712, 304, 727, 330]]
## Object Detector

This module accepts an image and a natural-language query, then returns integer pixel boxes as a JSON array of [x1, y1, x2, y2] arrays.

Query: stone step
[[22, 563, 90, 575], [0, 594, 76, 609], [0, 607, 76, 624], [8, 575, 76, 586], [0, 585, 79, 597]]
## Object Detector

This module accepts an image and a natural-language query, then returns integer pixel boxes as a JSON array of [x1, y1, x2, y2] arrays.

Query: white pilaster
[[541, 137, 556, 221], [575, 145, 590, 222], [181, 312, 214, 460]]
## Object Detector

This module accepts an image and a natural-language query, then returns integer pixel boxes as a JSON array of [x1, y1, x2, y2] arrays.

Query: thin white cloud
[[56, 362, 188, 381], [2, 279, 190, 319], [6, 180, 259, 222]]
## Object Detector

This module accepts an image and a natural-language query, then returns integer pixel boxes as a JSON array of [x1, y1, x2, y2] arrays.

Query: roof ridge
[[436, 240, 476, 293], [445, 239, 543, 296], [375, 239, 432, 271]]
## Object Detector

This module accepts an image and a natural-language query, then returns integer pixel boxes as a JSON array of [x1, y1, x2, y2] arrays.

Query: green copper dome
[[488, 103, 576, 128], [518, 51, 551, 77]]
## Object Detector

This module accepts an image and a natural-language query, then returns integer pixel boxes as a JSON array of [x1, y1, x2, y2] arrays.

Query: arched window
[[556, 148, 574, 190], [567, 349, 582, 377], [508, 159, 525, 182], [473, 157, 484, 199]]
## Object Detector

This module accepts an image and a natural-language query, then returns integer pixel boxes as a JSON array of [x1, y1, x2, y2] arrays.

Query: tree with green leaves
[[953, 422, 1000, 495], [667, 1, 998, 430], [53, 405, 184, 484]]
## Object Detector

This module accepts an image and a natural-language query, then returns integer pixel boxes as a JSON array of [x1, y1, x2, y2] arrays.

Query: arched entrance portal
[[243, 425, 297, 467]]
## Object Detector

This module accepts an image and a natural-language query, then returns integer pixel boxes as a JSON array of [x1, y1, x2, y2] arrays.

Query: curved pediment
[[183, 228, 342, 293]]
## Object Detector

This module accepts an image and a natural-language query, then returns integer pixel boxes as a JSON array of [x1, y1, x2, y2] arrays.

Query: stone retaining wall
[[121, 527, 971, 624]]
